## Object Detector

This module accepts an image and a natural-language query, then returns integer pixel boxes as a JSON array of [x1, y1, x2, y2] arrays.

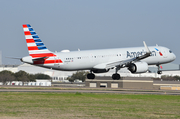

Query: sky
[[0, 0, 180, 65]]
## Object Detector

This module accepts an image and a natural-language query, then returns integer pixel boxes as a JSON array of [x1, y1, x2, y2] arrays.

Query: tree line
[[161, 75, 180, 81], [153, 75, 180, 81], [0, 70, 51, 85], [67, 71, 89, 82], [67, 71, 180, 82]]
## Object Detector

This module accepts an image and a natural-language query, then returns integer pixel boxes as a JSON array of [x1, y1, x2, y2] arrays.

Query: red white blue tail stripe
[[23, 24, 56, 59]]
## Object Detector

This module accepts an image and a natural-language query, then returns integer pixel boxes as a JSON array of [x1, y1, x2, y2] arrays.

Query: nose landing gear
[[157, 64, 162, 74]]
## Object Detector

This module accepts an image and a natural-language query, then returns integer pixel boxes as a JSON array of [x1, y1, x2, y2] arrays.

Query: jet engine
[[128, 62, 148, 73], [92, 69, 109, 73]]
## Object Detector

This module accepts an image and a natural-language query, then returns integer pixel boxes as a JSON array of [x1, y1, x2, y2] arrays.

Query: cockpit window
[[169, 50, 172, 53]]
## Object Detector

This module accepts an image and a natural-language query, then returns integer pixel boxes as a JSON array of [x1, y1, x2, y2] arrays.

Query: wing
[[93, 41, 151, 70]]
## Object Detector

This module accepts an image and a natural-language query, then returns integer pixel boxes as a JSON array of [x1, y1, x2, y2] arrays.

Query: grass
[[0, 92, 180, 119]]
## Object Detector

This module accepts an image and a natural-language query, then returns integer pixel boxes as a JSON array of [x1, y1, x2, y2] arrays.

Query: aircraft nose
[[170, 53, 176, 61], [173, 53, 176, 60]]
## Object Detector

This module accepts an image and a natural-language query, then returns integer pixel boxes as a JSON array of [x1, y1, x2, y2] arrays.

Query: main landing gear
[[112, 66, 121, 80], [112, 73, 120, 80], [87, 72, 95, 79], [87, 72, 121, 80], [87, 67, 121, 80]]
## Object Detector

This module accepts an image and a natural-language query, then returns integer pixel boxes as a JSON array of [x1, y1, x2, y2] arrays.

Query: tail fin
[[22, 24, 56, 59]]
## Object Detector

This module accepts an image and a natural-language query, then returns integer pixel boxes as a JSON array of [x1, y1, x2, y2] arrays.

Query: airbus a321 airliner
[[21, 24, 176, 80]]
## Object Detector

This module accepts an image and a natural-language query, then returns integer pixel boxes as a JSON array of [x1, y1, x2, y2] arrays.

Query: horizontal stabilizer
[[6, 57, 21, 60], [32, 57, 49, 61]]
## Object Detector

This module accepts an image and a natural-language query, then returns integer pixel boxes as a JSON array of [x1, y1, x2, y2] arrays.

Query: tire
[[157, 71, 162, 74], [112, 73, 120, 80], [87, 73, 95, 79]]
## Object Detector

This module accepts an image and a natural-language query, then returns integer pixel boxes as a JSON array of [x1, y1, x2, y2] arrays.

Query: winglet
[[143, 41, 151, 53], [132, 41, 151, 62]]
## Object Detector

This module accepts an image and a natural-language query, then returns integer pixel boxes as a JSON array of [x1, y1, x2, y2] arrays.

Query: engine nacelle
[[128, 62, 148, 73], [92, 69, 109, 73]]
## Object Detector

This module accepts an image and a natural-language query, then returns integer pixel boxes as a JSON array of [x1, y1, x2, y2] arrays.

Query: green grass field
[[0, 92, 180, 119]]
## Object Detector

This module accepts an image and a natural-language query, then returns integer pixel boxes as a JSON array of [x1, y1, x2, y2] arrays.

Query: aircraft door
[[122, 51, 126, 60], [89, 54, 95, 62], [54, 57, 60, 67], [163, 50, 167, 58]]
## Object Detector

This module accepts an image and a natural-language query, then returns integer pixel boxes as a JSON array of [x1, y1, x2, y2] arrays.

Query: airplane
[[21, 24, 176, 80]]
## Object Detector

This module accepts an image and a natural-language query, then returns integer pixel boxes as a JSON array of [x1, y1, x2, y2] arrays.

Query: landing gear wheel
[[87, 73, 95, 79], [112, 73, 120, 80], [157, 71, 162, 74]]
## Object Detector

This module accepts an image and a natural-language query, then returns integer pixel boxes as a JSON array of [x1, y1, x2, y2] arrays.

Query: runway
[[0, 86, 180, 95]]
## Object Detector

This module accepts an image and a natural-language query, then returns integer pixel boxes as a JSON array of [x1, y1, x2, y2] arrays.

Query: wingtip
[[143, 41, 151, 53]]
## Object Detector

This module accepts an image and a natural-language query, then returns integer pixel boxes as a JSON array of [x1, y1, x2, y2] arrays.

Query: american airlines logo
[[155, 48, 163, 56], [127, 50, 156, 58]]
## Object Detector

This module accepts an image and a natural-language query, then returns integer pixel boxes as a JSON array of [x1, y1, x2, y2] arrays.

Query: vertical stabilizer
[[22, 24, 56, 59]]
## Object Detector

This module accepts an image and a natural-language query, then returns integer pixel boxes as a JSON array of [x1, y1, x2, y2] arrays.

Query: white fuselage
[[22, 46, 176, 71]]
